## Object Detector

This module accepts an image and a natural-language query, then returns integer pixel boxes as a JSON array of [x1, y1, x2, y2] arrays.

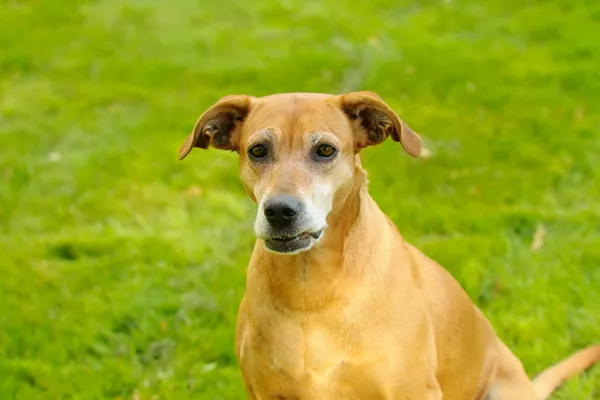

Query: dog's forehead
[[242, 93, 350, 140], [259, 92, 333, 102]]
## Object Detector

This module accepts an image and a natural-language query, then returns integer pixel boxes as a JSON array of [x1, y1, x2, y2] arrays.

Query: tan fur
[[180, 92, 600, 399]]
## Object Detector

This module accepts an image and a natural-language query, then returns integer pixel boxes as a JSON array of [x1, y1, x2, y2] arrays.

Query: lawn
[[0, 0, 599, 399]]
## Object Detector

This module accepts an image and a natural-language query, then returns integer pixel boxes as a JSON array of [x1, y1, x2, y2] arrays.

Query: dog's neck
[[249, 161, 396, 311]]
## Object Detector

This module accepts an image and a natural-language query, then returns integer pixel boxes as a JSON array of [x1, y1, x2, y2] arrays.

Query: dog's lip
[[269, 229, 323, 243]]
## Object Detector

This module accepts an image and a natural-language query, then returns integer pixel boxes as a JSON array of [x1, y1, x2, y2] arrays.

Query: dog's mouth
[[270, 230, 322, 243], [264, 229, 323, 254]]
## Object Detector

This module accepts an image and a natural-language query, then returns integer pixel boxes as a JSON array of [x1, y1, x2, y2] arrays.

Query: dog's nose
[[264, 195, 301, 230]]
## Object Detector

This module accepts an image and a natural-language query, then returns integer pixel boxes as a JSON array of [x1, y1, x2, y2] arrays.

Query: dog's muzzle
[[260, 194, 324, 254]]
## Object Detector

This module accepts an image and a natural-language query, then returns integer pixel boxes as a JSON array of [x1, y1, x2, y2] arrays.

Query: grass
[[0, 0, 599, 398]]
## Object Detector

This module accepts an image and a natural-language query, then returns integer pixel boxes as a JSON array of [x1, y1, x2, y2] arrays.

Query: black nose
[[264, 195, 302, 230]]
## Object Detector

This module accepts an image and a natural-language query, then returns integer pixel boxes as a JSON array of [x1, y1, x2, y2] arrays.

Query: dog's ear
[[178, 95, 253, 160], [337, 91, 422, 157]]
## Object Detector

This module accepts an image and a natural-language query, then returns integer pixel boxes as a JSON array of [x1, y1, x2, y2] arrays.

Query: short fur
[[179, 91, 599, 400]]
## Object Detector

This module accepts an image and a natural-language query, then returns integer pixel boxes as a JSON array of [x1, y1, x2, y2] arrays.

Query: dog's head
[[179, 92, 421, 254]]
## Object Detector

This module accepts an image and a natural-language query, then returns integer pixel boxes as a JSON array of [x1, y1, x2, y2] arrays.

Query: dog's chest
[[238, 316, 399, 399]]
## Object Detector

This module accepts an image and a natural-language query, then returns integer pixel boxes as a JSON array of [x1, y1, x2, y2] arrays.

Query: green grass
[[1, 0, 599, 398]]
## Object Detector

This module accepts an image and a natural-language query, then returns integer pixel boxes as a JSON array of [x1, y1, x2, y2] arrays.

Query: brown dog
[[179, 92, 599, 399]]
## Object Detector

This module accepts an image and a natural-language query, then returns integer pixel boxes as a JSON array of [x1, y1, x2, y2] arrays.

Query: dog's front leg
[[393, 379, 442, 400], [399, 370, 442, 400], [425, 374, 443, 400], [417, 316, 443, 400], [392, 354, 443, 399]]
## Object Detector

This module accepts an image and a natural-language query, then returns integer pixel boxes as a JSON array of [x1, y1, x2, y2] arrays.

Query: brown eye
[[249, 144, 267, 159], [316, 144, 336, 158]]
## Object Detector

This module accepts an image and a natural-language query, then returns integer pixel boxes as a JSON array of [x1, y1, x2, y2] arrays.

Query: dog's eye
[[249, 144, 268, 159], [316, 144, 336, 158]]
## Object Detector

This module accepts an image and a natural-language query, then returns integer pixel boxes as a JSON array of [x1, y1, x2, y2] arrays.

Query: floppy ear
[[337, 91, 422, 157], [178, 95, 253, 160]]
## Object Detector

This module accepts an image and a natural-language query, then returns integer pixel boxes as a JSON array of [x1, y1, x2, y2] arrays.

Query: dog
[[179, 91, 600, 399]]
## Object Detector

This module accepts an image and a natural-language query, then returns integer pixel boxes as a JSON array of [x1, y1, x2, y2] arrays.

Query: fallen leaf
[[493, 279, 503, 294], [48, 152, 62, 162], [367, 36, 381, 48], [184, 185, 202, 197], [420, 147, 433, 159], [531, 224, 546, 251]]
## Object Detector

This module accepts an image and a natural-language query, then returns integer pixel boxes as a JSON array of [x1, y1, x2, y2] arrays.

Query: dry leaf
[[420, 147, 433, 159], [48, 152, 62, 162], [531, 224, 546, 251], [493, 279, 503, 294], [184, 185, 202, 197], [367, 36, 381, 48]]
